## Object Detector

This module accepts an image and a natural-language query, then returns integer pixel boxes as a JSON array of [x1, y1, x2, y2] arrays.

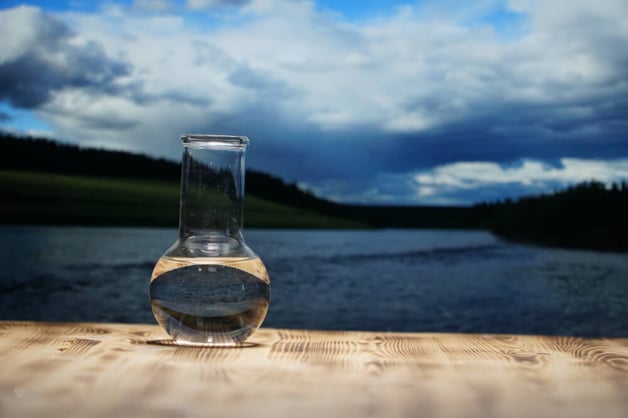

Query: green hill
[[0, 170, 363, 228]]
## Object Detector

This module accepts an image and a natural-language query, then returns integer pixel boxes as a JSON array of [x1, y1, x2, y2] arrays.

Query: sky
[[1, 0, 627, 205]]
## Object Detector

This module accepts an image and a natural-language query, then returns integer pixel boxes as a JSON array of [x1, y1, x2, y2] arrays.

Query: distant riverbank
[[2, 169, 627, 253], [1, 133, 627, 253], [485, 181, 628, 253]]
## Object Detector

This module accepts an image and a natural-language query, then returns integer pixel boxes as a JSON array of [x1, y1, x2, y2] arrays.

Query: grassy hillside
[[0, 171, 364, 229], [0, 132, 336, 211]]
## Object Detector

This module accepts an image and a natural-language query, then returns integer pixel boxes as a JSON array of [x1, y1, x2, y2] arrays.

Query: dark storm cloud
[[0, 6, 130, 109], [228, 64, 298, 99], [377, 93, 628, 174], [198, 83, 628, 194]]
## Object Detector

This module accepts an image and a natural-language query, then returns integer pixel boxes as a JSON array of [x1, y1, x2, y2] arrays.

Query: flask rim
[[181, 134, 249, 149]]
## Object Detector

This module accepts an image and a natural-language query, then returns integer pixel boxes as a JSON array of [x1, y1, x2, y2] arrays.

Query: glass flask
[[149, 134, 270, 346]]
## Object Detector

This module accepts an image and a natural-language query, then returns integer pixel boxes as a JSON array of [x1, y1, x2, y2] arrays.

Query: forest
[[479, 181, 628, 252], [1, 132, 626, 252]]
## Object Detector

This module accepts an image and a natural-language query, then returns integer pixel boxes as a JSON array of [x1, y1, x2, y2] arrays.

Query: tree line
[[475, 181, 628, 252], [0, 131, 327, 208]]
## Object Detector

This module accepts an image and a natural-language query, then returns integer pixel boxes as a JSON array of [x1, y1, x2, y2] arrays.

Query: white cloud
[[0, 6, 42, 63], [384, 112, 434, 133], [186, 0, 251, 10], [414, 158, 628, 199], [132, 0, 175, 13]]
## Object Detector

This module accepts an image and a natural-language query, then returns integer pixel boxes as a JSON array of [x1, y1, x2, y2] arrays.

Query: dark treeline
[[478, 181, 628, 252], [0, 132, 328, 207], [325, 204, 488, 229], [0, 132, 180, 181]]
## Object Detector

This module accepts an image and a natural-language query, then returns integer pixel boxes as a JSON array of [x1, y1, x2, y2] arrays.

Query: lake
[[0, 226, 627, 337]]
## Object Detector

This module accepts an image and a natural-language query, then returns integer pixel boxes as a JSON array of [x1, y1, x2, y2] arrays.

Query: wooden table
[[0, 321, 626, 418]]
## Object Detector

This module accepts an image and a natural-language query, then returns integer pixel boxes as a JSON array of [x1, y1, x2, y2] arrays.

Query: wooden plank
[[0, 321, 626, 418]]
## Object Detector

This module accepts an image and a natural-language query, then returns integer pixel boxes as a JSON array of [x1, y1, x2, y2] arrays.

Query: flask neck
[[178, 140, 246, 244]]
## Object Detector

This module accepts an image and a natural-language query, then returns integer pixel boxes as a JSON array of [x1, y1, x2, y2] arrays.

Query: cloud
[[186, 0, 251, 10], [412, 158, 628, 204], [304, 157, 628, 205], [1, 0, 627, 204], [132, 0, 175, 13], [0, 6, 130, 109]]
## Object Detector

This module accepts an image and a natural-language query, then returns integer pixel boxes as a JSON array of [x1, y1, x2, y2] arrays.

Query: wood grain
[[0, 321, 626, 418]]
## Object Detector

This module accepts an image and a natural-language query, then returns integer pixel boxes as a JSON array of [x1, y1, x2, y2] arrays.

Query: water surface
[[1, 226, 626, 337]]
